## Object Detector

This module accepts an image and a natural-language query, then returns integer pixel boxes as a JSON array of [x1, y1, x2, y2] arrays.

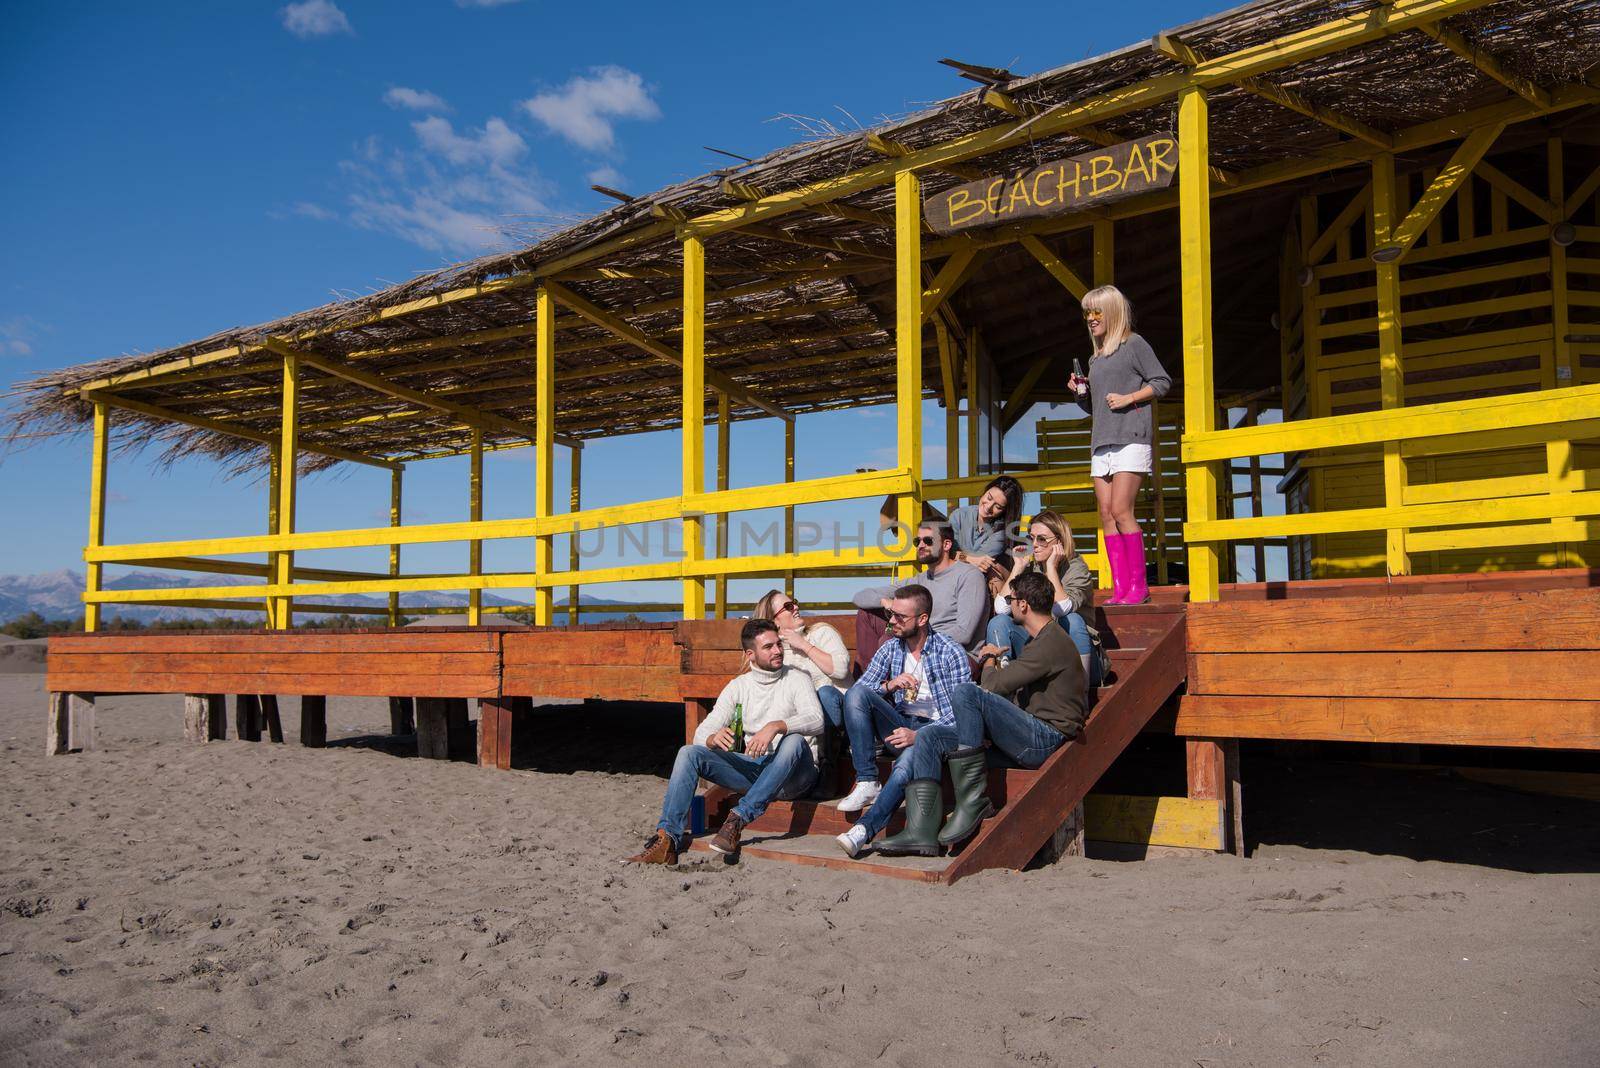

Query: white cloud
[[522, 66, 660, 152], [290, 201, 336, 221], [383, 87, 450, 112], [281, 0, 352, 38], [0, 316, 43, 358], [412, 116, 526, 167], [586, 165, 625, 188]]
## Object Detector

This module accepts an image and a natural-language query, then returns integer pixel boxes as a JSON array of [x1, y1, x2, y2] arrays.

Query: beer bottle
[[730, 702, 745, 754], [1072, 359, 1089, 400]]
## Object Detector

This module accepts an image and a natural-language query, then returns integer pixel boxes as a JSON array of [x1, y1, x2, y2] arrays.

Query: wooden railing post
[[84, 401, 109, 633], [715, 392, 730, 618], [1372, 152, 1411, 576], [535, 286, 557, 626], [468, 428, 484, 625], [783, 418, 795, 594], [895, 168, 924, 578], [387, 466, 402, 626], [568, 443, 581, 625], [682, 237, 708, 619], [272, 352, 299, 629], [1178, 85, 1220, 604]]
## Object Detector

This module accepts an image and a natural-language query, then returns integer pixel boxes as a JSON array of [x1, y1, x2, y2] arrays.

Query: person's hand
[[880, 597, 895, 612], [1106, 392, 1132, 411], [884, 672, 917, 693], [1009, 547, 1030, 574], [1044, 544, 1064, 577], [746, 722, 782, 757], [977, 642, 1007, 661], [1068, 372, 1087, 393], [707, 727, 735, 752], [965, 553, 994, 573], [779, 626, 807, 650], [885, 726, 918, 750]]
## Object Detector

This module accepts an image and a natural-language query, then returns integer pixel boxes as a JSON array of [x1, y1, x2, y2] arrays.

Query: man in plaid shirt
[[834, 584, 973, 857]]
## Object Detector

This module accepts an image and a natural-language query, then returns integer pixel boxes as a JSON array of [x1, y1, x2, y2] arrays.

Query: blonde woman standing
[[1066, 285, 1171, 605]]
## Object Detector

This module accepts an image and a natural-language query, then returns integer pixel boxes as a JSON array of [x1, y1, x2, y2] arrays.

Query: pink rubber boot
[[1122, 530, 1151, 605], [1103, 532, 1128, 605]]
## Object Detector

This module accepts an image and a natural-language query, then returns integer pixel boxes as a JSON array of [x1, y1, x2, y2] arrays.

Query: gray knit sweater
[[1072, 333, 1172, 450]]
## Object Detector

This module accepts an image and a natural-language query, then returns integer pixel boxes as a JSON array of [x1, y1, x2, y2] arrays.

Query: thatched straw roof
[[9, 0, 1599, 472]]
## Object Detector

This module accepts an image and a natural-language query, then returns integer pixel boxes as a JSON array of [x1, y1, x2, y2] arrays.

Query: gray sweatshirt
[[852, 560, 991, 653], [1072, 333, 1172, 450]]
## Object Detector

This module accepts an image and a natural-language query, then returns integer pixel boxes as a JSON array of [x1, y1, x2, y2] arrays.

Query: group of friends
[[627, 284, 1171, 866]]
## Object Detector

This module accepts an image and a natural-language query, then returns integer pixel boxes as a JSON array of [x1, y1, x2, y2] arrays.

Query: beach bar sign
[[925, 132, 1177, 235]]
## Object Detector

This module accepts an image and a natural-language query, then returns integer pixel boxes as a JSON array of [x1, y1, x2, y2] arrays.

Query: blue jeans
[[984, 612, 1097, 686], [656, 734, 818, 833], [817, 684, 845, 730], [911, 683, 1067, 778], [843, 682, 935, 839]]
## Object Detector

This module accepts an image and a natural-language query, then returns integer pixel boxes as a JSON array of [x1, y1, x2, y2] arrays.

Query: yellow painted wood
[[1378, 124, 1504, 260], [783, 418, 796, 593], [966, 328, 980, 486], [927, 464, 1094, 500], [895, 168, 924, 578], [83, 402, 109, 633], [273, 352, 299, 630], [534, 286, 556, 626], [1546, 136, 1578, 567], [1184, 381, 1600, 463], [568, 444, 582, 625], [681, 236, 707, 619], [937, 322, 959, 509], [1408, 518, 1598, 554], [1020, 235, 1089, 299], [685, 467, 913, 519], [468, 429, 484, 626], [1475, 159, 1558, 223], [1186, 487, 1600, 543], [1414, 20, 1550, 107], [1178, 86, 1220, 603], [920, 249, 979, 322], [1093, 219, 1114, 287], [715, 393, 730, 619], [1566, 162, 1600, 217], [1372, 153, 1410, 575], [388, 466, 402, 626], [1083, 794, 1225, 850], [1305, 183, 1372, 266], [265, 441, 282, 630]]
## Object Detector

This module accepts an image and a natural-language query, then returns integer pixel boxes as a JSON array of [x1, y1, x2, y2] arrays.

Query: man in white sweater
[[627, 619, 824, 865]]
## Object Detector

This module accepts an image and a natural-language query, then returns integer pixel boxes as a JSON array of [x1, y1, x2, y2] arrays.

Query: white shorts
[[1090, 442, 1152, 478]]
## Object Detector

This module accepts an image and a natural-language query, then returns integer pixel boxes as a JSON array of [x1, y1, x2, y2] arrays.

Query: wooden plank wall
[[1178, 586, 1600, 749], [501, 623, 680, 702]]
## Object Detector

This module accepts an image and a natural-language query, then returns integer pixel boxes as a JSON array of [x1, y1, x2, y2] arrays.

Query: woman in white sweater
[[753, 589, 852, 729]]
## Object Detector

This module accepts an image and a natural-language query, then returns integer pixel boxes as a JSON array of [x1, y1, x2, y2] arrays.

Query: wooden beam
[[1304, 182, 1373, 265], [1415, 21, 1551, 107], [1020, 234, 1090, 300], [1000, 355, 1054, 433], [534, 286, 555, 626], [895, 169, 924, 578], [682, 236, 708, 619], [1377, 123, 1504, 258], [543, 281, 791, 421], [1475, 158, 1559, 222], [273, 352, 299, 630], [920, 248, 982, 322], [1179, 85, 1220, 604], [84, 402, 108, 633], [865, 132, 982, 181]]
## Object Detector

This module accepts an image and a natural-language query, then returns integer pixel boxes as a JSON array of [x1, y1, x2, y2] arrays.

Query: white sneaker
[[837, 780, 881, 813], [836, 825, 870, 858]]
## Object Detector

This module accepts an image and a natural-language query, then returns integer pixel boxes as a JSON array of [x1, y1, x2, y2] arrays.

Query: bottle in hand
[[1072, 359, 1089, 399], [730, 701, 745, 753]]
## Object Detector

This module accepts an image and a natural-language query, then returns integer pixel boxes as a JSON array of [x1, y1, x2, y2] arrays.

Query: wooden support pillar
[[300, 695, 327, 748], [682, 236, 708, 619], [1187, 737, 1242, 856], [235, 694, 263, 742], [266, 442, 281, 629], [534, 286, 557, 625], [965, 328, 980, 486], [45, 693, 96, 755], [260, 694, 284, 743], [1372, 153, 1411, 577], [477, 697, 514, 770], [1034, 801, 1086, 864], [783, 418, 796, 593], [684, 698, 713, 744], [468, 429, 484, 626], [715, 392, 731, 618], [1178, 86, 1220, 604], [184, 694, 226, 743], [388, 696, 415, 735], [568, 442, 582, 625], [387, 466, 403, 626], [271, 352, 299, 629], [84, 402, 109, 633], [936, 321, 960, 513], [1546, 136, 1578, 567], [895, 168, 924, 578], [415, 697, 470, 760]]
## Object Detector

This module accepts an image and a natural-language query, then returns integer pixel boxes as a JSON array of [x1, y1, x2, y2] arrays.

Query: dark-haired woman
[[949, 475, 1025, 595]]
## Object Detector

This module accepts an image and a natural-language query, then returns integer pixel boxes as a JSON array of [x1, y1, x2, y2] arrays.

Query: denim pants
[[656, 734, 818, 833], [908, 682, 1066, 780], [817, 684, 845, 730], [844, 683, 935, 838], [984, 612, 1097, 684]]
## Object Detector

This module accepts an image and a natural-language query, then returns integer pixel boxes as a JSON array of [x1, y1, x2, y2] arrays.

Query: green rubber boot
[[874, 779, 945, 857], [937, 747, 996, 849]]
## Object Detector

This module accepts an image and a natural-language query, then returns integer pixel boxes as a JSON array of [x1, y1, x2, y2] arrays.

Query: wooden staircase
[[691, 602, 1189, 884]]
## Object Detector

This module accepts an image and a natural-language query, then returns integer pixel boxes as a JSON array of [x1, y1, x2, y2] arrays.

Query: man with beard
[[850, 518, 990, 666]]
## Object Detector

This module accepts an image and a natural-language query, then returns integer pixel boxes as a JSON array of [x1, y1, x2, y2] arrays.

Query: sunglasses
[[1082, 309, 1103, 322], [1030, 533, 1058, 543], [914, 535, 940, 546], [777, 600, 799, 615], [887, 609, 921, 623]]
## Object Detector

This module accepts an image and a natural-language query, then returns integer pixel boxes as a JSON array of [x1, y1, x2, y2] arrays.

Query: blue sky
[[0, 0, 1279, 613]]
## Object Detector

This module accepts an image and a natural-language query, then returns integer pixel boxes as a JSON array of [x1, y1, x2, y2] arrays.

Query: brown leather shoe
[[709, 813, 745, 859], [625, 829, 680, 865]]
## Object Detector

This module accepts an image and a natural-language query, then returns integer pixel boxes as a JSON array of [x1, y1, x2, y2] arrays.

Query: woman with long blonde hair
[[752, 589, 850, 729], [1066, 285, 1171, 604], [980, 509, 1098, 690]]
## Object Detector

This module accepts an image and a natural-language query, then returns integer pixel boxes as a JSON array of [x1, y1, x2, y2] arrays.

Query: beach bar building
[[17, 0, 1600, 881]]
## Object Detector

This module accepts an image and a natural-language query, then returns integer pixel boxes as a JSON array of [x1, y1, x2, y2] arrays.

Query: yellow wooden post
[[84, 401, 109, 633], [534, 285, 556, 625], [682, 236, 707, 618], [715, 393, 731, 618], [1091, 218, 1119, 589], [387, 466, 402, 626], [937, 321, 960, 513], [1178, 86, 1220, 604], [273, 352, 299, 629], [783, 418, 796, 594], [266, 441, 282, 629], [965, 328, 980, 487], [1372, 152, 1411, 576], [895, 168, 924, 578], [568, 443, 581, 625], [468, 428, 484, 626], [1546, 135, 1577, 567]]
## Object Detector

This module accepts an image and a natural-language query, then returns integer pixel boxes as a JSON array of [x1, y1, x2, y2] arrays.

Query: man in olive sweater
[[892, 570, 1086, 853]]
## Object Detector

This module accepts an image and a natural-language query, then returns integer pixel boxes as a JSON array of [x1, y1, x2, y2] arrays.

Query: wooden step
[[688, 832, 952, 883]]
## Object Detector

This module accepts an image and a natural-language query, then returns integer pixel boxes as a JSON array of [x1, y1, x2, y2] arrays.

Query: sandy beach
[[2, 671, 1597, 1066]]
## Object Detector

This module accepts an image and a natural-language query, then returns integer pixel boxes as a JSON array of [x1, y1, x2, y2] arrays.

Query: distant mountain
[[0, 570, 678, 624]]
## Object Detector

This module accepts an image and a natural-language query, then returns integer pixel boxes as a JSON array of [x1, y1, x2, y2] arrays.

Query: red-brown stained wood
[[1187, 588, 1600, 653], [939, 612, 1188, 885], [1186, 739, 1228, 801], [1176, 694, 1600, 749], [1188, 650, 1600, 701], [47, 672, 500, 699], [46, 632, 501, 655], [478, 698, 514, 770], [683, 698, 712, 743], [500, 664, 681, 702], [260, 695, 284, 743], [300, 695, 327, 748], [501, 630, 679, 667], [235, 695, 262, 742]]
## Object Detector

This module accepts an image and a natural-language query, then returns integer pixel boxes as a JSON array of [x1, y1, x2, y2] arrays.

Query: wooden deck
[[42, 568, 1600, 879]]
